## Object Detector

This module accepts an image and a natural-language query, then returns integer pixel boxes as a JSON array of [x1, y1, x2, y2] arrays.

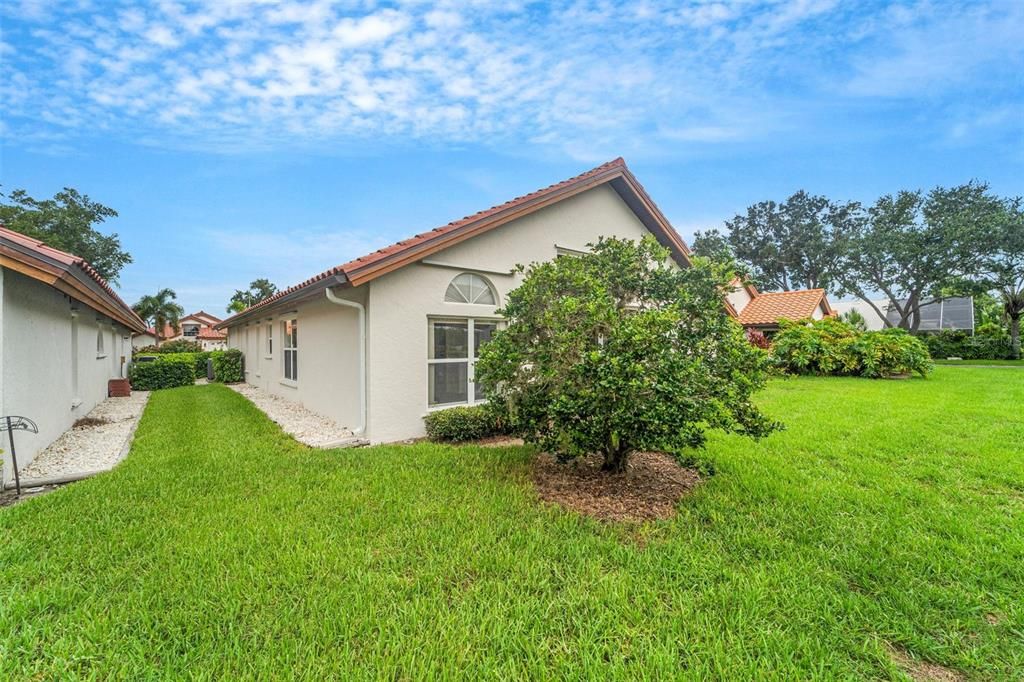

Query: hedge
[[772, 318, 932, 378], [423, 405, 507, 442], [156, 351, 212, 378], [921, 329, 1014, 360], [129, 356, 195, 390], [210, 349, 244, 383]]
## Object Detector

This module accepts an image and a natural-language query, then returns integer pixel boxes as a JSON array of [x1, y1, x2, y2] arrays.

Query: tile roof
[[737, 288, 830, 326], [219, 157, 689, 328], [0, 226, 146, 332]]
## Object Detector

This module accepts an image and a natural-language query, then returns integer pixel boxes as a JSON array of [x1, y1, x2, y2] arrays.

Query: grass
[[1, 368, 1022, 679], [934, 358, 1023, 366]]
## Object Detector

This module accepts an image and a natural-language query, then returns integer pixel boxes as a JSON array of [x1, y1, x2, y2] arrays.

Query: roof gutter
[[325, 279, 366, 437]]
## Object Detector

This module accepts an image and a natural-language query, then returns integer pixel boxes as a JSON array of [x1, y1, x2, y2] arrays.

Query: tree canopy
[[133, 288, 184, 344], [475, 236, 780, 473], [837, 182, 1005, 330], [701, 182, 1009, 332], [0, 187, 132, 283], [228, 278, 278, 313], [696, 191, 858, 293], [982, 198, 1024, 358]]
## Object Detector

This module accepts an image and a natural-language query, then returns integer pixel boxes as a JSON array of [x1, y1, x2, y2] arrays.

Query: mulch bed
[[532, 451, 701, 523]]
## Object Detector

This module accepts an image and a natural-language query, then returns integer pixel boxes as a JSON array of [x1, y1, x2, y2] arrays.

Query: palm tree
[[133, 288, 185, 347]]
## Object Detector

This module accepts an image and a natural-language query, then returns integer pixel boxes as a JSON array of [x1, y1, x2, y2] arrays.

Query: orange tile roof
[[737, 288, 830, 326], [0, 226, 146, 332], [219, 158, 692, 328]]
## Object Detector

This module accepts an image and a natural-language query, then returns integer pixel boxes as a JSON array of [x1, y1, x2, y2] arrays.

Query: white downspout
[[325, 286, 366, 436]]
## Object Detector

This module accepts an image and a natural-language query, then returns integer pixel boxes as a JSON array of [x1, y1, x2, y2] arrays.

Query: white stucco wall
[[365, 183, 654, 443], [830, 299, 887, 330], [228, 291, 363, 430], [226, 183, 672, 444], [726, 285, 754, 315], [1, 269, 132, 483]]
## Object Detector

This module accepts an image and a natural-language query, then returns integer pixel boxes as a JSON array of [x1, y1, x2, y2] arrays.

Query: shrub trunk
[[598, 444, 630, 471]]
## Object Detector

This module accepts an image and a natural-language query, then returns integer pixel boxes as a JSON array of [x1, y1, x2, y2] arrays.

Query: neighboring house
[[830, 297, 974, 332], [134, 311, 228, 350], [0, 226, 146, 484], [219, 158, 695, 444], [726, 279, 835, 333]]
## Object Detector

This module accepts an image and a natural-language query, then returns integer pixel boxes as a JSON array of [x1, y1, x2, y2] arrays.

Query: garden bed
[[532, 451, 701, 522], [16, 391, 149, 482]]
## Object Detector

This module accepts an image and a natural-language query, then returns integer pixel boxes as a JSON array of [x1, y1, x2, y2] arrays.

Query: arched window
[[445, 273, 496, 305]]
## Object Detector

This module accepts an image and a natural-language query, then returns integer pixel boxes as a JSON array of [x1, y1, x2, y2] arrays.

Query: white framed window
[[282, 319, 298, 382], [445, 273, 497, 305], [427, 317, 499, 407], [96, 327, 106, 358], [265, 322, 273, 358]]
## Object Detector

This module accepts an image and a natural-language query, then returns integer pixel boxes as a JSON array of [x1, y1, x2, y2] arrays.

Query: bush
[[475, 237, 780, 472], [129, 356, 195, 390], [745, 328, 771, 349], [771, 318, 861, 376], [920, 329, 1013, 360], [158, 351, 211, 378], [210, 349, 244, 383], [424, 405, 505, 442], [772, 318, 932, 378], [854, 328, 933, 378], [156, 339, 204, 354]]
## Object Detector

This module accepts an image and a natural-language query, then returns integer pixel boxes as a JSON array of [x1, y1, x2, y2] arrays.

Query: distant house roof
[[219, 158, 693, 328], [146, 313, 228, 341], [0, 226, 146, 333], [182, 310, 223, 325], [737, 288, 833, 327]]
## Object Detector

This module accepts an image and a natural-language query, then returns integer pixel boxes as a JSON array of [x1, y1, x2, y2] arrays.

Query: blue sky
[[2, 0, 1022, 313]]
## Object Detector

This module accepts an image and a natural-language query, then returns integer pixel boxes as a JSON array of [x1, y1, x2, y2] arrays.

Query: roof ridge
[[219, 158, 629, 325], [0, 225, 145, 329]]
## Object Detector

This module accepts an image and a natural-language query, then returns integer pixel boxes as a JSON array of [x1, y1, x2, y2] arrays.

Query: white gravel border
[[17, 391, 150, 482], [228, 383, 361, 448]]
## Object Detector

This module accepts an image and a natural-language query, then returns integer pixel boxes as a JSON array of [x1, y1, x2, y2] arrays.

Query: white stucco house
[[0, 227, 147, 484], [132, 310, 228, 350], [219, 158, 701, 444]]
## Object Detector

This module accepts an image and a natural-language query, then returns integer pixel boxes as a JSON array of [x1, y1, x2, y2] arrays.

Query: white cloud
[[2, 0, 1021, 159]]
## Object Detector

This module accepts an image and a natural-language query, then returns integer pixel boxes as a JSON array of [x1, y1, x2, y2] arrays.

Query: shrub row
[[211, 349, 244, 383], [130, 349, 244, 390], [423, 405, 508, 442], [771, 318, 932, 378], [134, 339, 205, 354], [129, 356, 195, 390], [920, 328, 1014, 360]]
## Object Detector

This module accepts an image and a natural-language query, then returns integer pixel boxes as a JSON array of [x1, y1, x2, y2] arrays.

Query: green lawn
[[2, 369, 1022, 679]]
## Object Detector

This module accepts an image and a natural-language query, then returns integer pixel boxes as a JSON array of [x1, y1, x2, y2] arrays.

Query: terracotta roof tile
[[0, 225, 146, 331], [219, 157, 656, 327], [737, 289, 829, 325]]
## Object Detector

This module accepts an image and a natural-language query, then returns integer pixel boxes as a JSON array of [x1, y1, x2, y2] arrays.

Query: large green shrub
[[210, 349, 243, 383], [921, 329, 1013, 360], [423, 406, 506, 442], [771, 318, 860, 375], [854, 329, 932, 378], [129, 356, 195, 390], [772, 318, 932, 378], [475, 236, 780, 473], [158, 351, 211, 378]]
